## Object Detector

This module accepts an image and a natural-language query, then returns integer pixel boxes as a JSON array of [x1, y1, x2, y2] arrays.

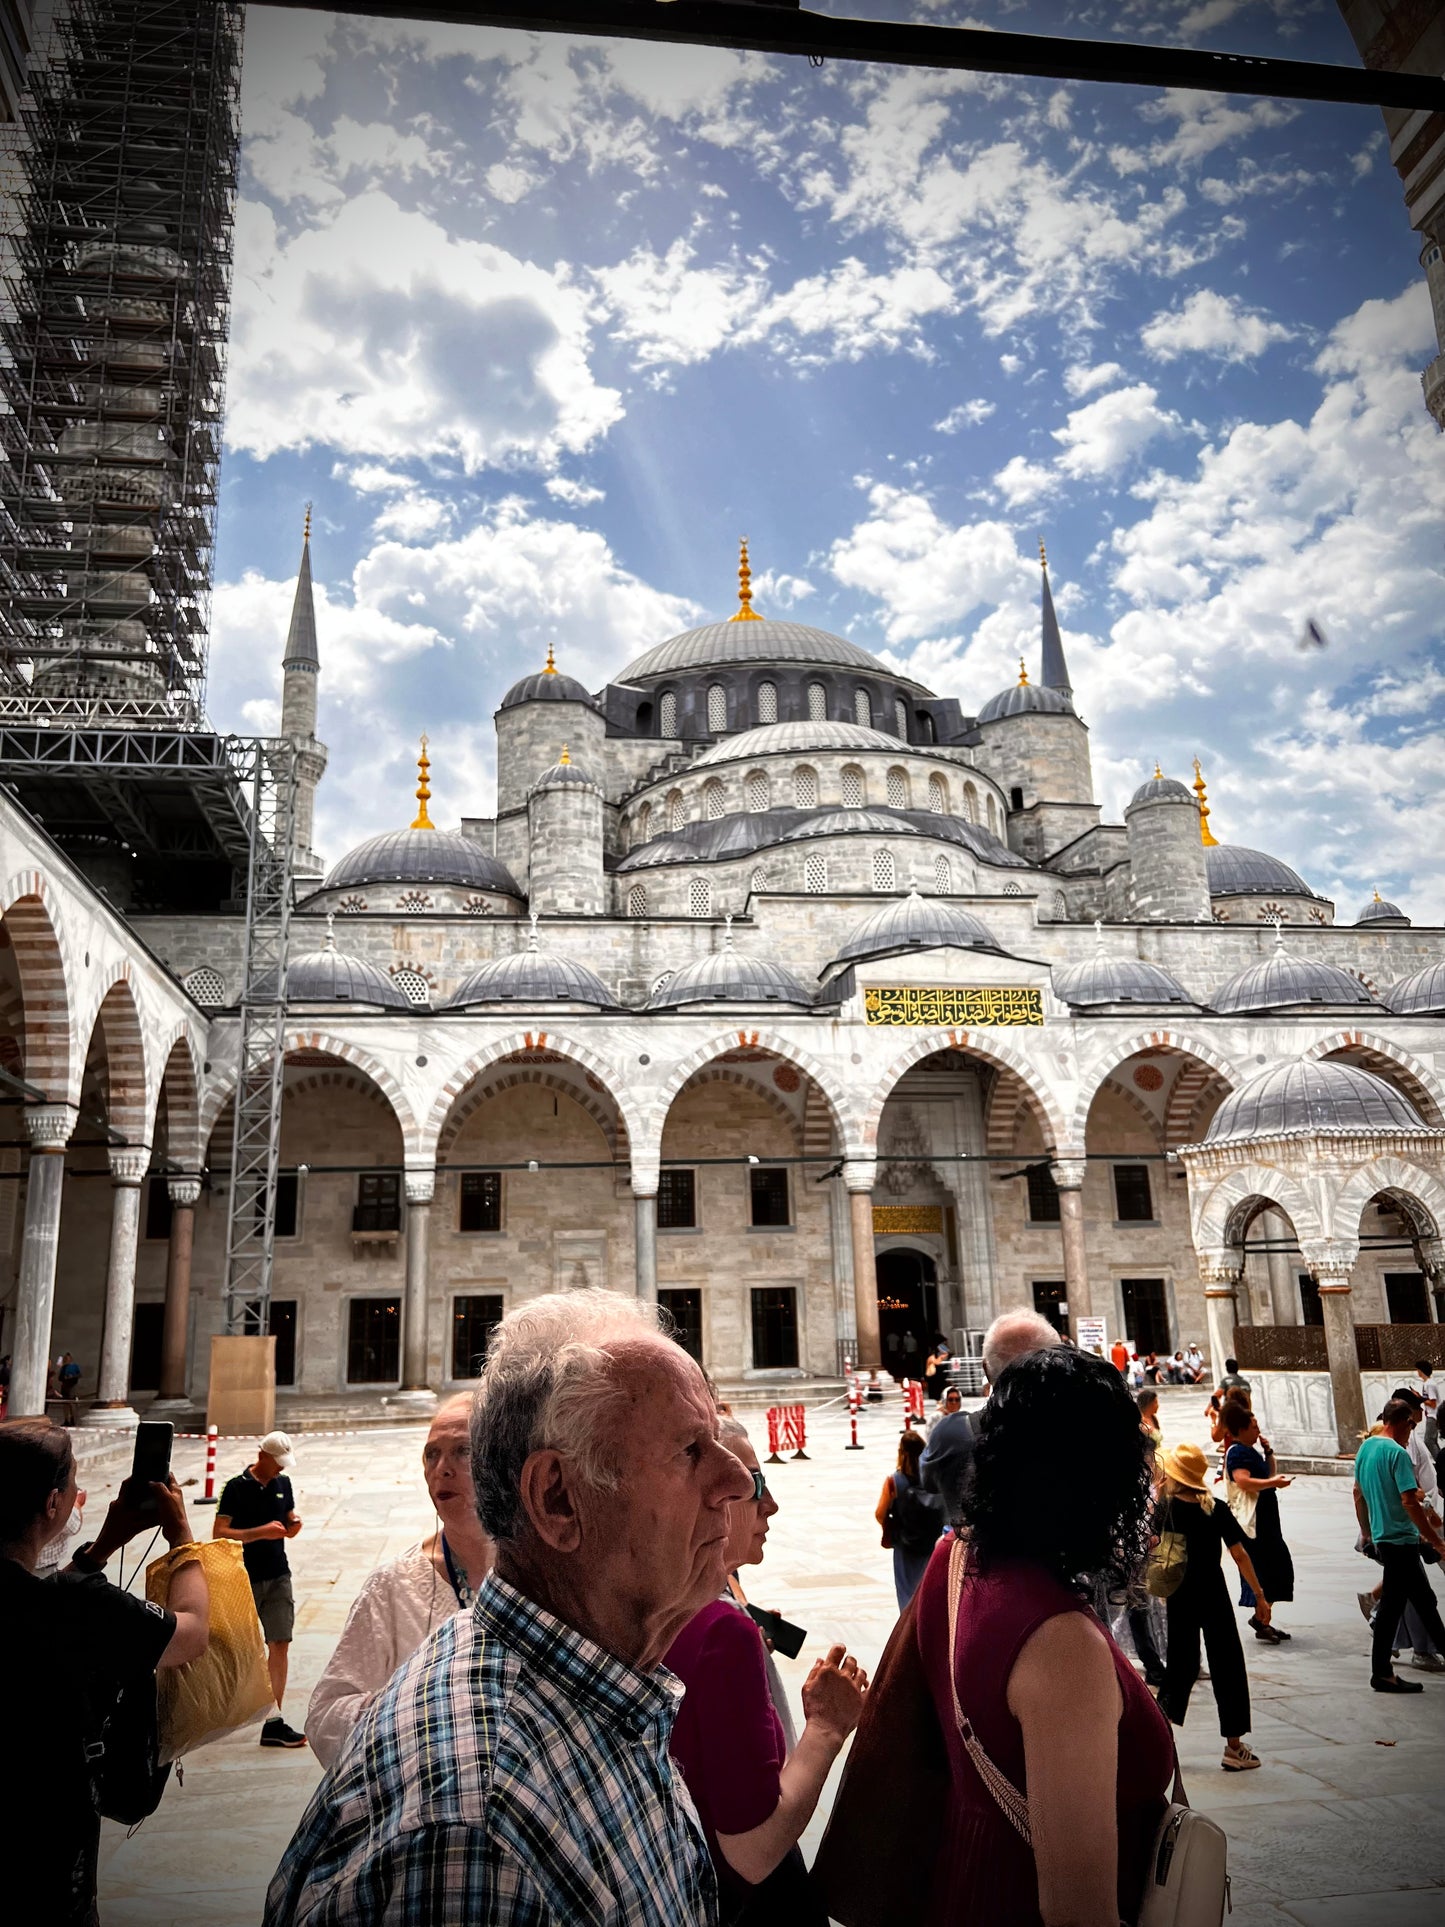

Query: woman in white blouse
[[306, 1394, 493, 1766]]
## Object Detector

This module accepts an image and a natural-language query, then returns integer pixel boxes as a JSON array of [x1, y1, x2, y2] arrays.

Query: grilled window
[[793, 765, 818, 808], [658, 1168, 697, 1228], [659, 690, 677, 736], [894, 698, 908, 739], [804, 853, 828, 893], [689, 875, 712, 917], [807, 682, 827, 722], [391, 968, 431, 1005], [873, 849, 896, 892], [749, 1166, 790, 1226], [886, 767, 908, 809], [459, 1171, 502, 1232], [854, 688, 872, 727], [841, 766, 864, 808], [183, 965, 226, 1007], [627, 884, 647, 918], [934, 855, 951, 894], [1026, 1164, 1061, 1223], [668, 789, 684, 831], [962, 782, 978, 823], [757, 681, 778, 724], [745, 770, 769, 812], [928, 773, 948, 814], [704, 780, 725, 820], [707, 683, 727, 732]]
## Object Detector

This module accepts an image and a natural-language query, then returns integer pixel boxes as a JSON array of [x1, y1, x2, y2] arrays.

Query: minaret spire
[[1038, 539, 1071, 699], [411, 734, 434, 830], [1192, 758, 1219, 847], [282, 504, 319, 672], [280, 504, 328, 880], [728, 537, 763, 623]]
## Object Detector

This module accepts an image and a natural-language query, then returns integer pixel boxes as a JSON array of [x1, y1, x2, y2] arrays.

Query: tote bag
[[146, 1540, 274, 1761]]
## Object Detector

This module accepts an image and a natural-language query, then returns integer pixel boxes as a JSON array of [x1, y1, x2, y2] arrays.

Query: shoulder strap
[[944, 1537, 1033, 1845]]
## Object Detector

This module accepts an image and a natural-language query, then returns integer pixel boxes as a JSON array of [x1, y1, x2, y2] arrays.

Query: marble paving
[[79, 1389, 1443, 1926]]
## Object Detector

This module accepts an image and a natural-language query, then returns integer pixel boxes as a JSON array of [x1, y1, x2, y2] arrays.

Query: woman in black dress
[[1220, 1400, 1295, 1643]]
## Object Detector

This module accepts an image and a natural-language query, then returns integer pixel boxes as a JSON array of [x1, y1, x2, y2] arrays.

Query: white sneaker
[[1409, 1651, 1445, 1672]]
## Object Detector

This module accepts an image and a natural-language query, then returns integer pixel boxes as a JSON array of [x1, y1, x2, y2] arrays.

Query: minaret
[[728, 538, 763, 622], [1039, 541, 1071, 698], [280, 505, 328, 880]]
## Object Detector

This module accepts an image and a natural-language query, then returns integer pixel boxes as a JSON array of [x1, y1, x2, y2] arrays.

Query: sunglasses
[[747, 1469, 770, 1504]]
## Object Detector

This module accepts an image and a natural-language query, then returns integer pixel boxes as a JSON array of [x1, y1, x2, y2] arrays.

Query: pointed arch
[[649, 1030, 855, 1159], [423, 1030, 640, 1165], [866, 1033, 1069, 1153], [153, 1027, 203, 1172], [1327, 1155, 1445, 1247], [1301, 1030, 1445, 1128], [438, 1064, 630, 1164], [1091, 1075, 1165, 1150], [1190, 1163, 1327, 1256], [1069, 1028, 1243, 1147], [0, 873, 74, 1103], [664, 1065, 803, 1149], [202, 1030, 421, 1155], [82, 974, 149, 1146]]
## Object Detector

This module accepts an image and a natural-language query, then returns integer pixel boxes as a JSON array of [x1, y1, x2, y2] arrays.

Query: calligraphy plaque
[[863, 985, 1043, 1027], [873, 1205, 944, 1235]]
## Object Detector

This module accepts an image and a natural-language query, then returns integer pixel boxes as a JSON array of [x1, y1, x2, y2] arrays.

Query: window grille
[[894, 699, 908, 739], [627, 885, 647, 918], [1027, 1165, 1061, 1223], [886, 767, 908, 809], [183, 965, 226, 1007], [659, 690, 677, 736], [336, 894, 367, 914], [854, 688, 872, 727], [396, 890, 433, 911], [689, 876, 711, 917], [651, 969, 675, 998], [658, 1169, 697, 1228], [807, 682, 827, 722], [805, 853, 828, 893], [962, 783, 978, 823], [1004, 881, 1024, 896], [841, 767, 864, 808], [391, 968, 432, 1005], [704, 781, 725, 821], [745, 770, 769, 812], [707, 683, 727, 732], [793, 765, 818, 808], [749, 868, 769, 895], [668, 789, 684, 831], [757, 681, 778, 724], [934, 856, 951, 894], [873, 849, 896, 892], [749, 1167, 790, 1227], [928, 773, 947, 814], [462, 896, 490, 916], [459, 1175, 502, 1234]]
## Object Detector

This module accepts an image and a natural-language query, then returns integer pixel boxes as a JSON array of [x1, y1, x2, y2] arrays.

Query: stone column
[[633, 1186, 658, 1306], [845, 1161, 881, 1370], [83, 1147, 151, 1426], [1314, 1260, 1367, 1454], [1199, 1258, 1241, 1380], [151, 1178, 203, 1412], [9, 1107, 76, 1418], [1050, 1158, 1091, 1331], [1264, 1209, 1301, 1326], [394, 1170, 437, 1413]]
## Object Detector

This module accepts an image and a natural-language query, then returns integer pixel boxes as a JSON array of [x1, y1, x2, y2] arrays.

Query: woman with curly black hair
[[912, 1344, 1174, 1927]]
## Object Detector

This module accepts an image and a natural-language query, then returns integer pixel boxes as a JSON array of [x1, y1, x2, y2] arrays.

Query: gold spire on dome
[[1039, 539, 1047, 570], [728, 538, 763, 622], [1192, 758, 1219, 846], [559, 743, 571, 765], [303, 502, 312, 543], [410, 734, 434, 830], [543, 642, 557, 677], [1373, 887, 1383, 903], [1017, 658, 1029, 686], [1153, 760, 1163, 780]]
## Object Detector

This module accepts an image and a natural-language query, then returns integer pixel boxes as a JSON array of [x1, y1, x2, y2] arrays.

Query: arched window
[[841, 766, 864, 808], [854, 688, 872, 727], [894, 698, 908, 739], [804, 853, 828, 893], [807, 682, 827, 722], [962, 781, 978, 824], [703, 780, 725, 821], [627, 884, 647, 918], [617, 819, 630, 856], [928, 772, 947, 814], [749, 866, 770, 895], [933, 855, 951, 894], [636, 700, 653, 734], [183, 965, 226, 1007], [689, 875, 712, 918], [793, 765, 818, 808], [917, 710, 936, 743], [745, 769, 769, 813], [986, 795, 998, 835], [668, 788, 684, 831], [659, 690, 677, 736], [707, 683, 727, 733], [637, 801, 651, 842], [391, 967, 433, 1006], [886, 766, 909, 809], [757, 681, 778, 725], [872, 849, 896, 892]]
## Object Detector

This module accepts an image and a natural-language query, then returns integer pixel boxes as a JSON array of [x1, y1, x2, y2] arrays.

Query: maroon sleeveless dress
[[915, 1537, 1173, 1923]]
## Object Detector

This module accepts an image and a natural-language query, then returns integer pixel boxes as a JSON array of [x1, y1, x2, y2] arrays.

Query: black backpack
[[888, 1478, 946, 1556], [84, 1669, 171, 1827]]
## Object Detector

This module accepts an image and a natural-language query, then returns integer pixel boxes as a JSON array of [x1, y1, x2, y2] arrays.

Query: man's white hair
[[471, 1289, 670, 1542], [982, 1309, 1061, 1387]]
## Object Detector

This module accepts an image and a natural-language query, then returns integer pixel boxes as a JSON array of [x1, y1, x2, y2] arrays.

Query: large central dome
[[619, 618, 895, 683]]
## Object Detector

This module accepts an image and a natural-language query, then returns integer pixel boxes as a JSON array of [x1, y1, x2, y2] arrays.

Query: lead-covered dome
[[1386, 962, 1445, 1016], [693, 720, 899, 766], [264, 928, 412, 1008], [324, 828, 522, 897], [778, 808, 922, 843], [830, 891, 1001, 969], [1129, 773, 1194, 808], [499, 668, 597, 710], [1210, 947, 1379, 1014], [648, 945, 811, 1009], [1354, 893, 1410, 927], [1204, 1060, 1424, 1144], [1052, 954, 1191, 1008], [620, 618, 892, 683], [977, 681, 1074, 724], [444, 933, 613, 1008], [1205, 844, 1316, 900]]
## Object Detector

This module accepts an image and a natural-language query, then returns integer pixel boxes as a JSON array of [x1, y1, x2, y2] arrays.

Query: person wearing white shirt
[[1415, 1359, 1439, 1461], [306, 1394, 493, 1766]]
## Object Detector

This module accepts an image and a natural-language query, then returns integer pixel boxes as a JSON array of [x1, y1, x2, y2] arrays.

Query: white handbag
[[945, 1539, 1231, 1927]]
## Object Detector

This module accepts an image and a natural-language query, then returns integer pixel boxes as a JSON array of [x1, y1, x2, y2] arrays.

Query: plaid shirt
[[266, 1574, 718, 1927]]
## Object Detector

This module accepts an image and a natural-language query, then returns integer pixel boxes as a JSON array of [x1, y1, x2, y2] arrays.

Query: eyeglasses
[[748, 1469, 770, 1504]]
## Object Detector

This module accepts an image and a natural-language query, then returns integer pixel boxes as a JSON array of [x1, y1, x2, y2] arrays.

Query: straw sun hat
[[1160, 1442, 1210, 1491]]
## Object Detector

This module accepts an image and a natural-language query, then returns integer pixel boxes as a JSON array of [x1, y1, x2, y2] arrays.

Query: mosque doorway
[[875, 1248, 938, 1379]]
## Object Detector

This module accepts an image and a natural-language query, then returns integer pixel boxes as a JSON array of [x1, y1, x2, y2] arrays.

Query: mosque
[[2, 535, 1442, 1454]]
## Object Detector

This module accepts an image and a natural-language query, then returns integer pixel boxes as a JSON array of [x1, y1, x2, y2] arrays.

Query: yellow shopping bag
[[146, 1539, 274, 1762]]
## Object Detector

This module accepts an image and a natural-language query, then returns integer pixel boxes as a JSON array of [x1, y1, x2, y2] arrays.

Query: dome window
[[183, 965, 226, 1008], [917, 711, 936, 744], [807, 682, 827, 722], [854, 688, 873, 727], [627, 884, 647, 918], [391, 967, 433, 1006], [668, 788, 685, 831], [894, 698, 908, 739], [933, 856, 951, 894], [873, 849, 896, 892], [805, 853, 828, 893], [886, 767, 909, 809], [659, 690, 678, 737], [962, 781, 978, 824], [750, 866, 770, 895], [757, 681, 778, 725], [841, 766, 865, 808], [707, 683, 727, 732], [793, 765, 819, 808], [704, 779, 726, 821], [928, 773, 948, 814], [689, 876, 712, 918], [986, 796, 998, 834], [746, 770, 770, 813]]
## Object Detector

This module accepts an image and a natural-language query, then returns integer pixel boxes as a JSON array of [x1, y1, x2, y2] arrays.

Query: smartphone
[[746, 1604, 807, 1660], [126, 1419, 174, 1512]]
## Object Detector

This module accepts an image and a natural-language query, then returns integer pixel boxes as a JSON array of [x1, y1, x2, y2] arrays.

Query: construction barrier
[[195, 1423, 219, 1505], [781, 1404, 809, 1460], [764, 1407, 786, 1465], [901, 1378, 925, 1426]]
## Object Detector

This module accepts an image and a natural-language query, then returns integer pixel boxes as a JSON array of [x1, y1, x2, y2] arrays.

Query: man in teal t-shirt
[[1354, 1398, 1445, 1693]]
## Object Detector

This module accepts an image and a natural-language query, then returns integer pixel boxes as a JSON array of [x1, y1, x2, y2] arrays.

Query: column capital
[[23, 1105, 75, 1152], [404, 1168, 436, 1206], [167, 1177, 203, 1208], [1049, 1157, 1087, 1191], [108, 1148, 150, 1185], [842, 1159, 877, 1194], [630, 1157, 660, 1198], [1305, 1242, 1357, 1287]]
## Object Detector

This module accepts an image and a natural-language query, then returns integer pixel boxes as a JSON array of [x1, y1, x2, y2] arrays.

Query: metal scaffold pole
[[223, 736, 298, 1335]]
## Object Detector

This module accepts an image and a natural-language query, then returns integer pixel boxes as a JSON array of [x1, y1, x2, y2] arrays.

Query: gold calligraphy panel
[[873, 1205, 944, 1235], [863, 985, 1043, 1027]]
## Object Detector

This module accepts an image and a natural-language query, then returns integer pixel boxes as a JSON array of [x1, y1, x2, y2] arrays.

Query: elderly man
[[920, 1309, 1060, 1519], [267, 1288, 752, 1926]]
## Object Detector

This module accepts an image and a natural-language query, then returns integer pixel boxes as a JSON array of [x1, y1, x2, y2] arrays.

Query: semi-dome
[[323, 828, 522, 897], [1354, 892, 1410, 927], [778, 808, 923, 842], [620, 618, 894, 683], [1210, 944, 1379, 1014], [444, 931, 613, 1008], [499, 668, 597, 711], [693, 719, 900, 766], [830, 891, 1001, 969], [1052, 953, 1191, 1008], [1128, 773, 1195, 808], [1205, 844, 1316, 900], [1386, 962, 1445, 1016], [270, 927, 412, 1008], [976, 681, 1074, 724], [1204, 1059, 1424, 1145], [647, 943, 812, 1009]]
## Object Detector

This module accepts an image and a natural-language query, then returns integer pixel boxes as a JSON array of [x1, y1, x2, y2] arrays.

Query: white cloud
[[993, 456, 1057, 507], [1064, 361, 1124, 398], [828, 484, 1031, 644], [1115, 91, 1298, 173], [591, 240, 765, 367], [745, 258, 956, 361], [934, 399, 995, 432], [545, 476, 606, 506], [1052, 383, 1179, 478], [752, 570, 815, 608], [1140, 289, 1295, 363]]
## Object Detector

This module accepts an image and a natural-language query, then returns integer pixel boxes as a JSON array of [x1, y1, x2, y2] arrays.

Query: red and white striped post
[[195, 1423, 219, 1505], [765, 1407, 785, 1465], [845, 1373, 863, 1450], [911, 1380, 926, 1424]]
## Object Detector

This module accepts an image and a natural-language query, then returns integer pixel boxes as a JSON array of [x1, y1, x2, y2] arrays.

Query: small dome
[[778, 809, 922, 843], [1205, 844, 1316, 900], [976, 681, 1074, 724], [531, 749, 596, 791], [830, 891, 1001, 969], [1210, 946, 1379, 1014], [1354, 894, 1410, 927], [323, 828, 522, 897], [281, 932, 411, 1009], [1386, 962, 1445, 1017], [1052, 953, 1191, 1008], [1128, 773, 1195, 808], [648, 945, 812, 1009], [1204, 1059, 1424, 1145], [444, 932, 612, 1008], [499, 665, 597, 710], [620, 618, 893, 682], [693, 719, 900, 766]]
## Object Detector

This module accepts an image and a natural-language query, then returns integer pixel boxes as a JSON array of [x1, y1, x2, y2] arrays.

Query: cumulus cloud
[[1140, 289, 1296, 363], [935, 399, 996, 431], [1052, 384, 1180, 479], [828, 484, 1032, 644]]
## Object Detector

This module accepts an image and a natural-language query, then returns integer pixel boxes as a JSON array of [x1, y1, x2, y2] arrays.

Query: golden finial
[[1039, 538, 1047, 570], [559, 743, 571, 766], [728, 537, 763, 623], [1372, 886, 1382, 903], [303, 502, 312, 543], [411, 733, 434, 830], [1153, 760, 1163, 780], [1017, 657, 1029, 686], [543, 641, 557, 677], [1192, 757, 1218, 847]]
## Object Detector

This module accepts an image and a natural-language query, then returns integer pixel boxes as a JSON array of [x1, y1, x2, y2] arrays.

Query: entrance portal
[[875, 1248, 939, 1380]]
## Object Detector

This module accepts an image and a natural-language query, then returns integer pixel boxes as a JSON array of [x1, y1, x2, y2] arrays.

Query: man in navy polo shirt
[[216, 1429, 306, 1746]]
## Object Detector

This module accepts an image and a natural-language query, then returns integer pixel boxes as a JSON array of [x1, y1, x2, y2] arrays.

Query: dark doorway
[[1121, 1278, 1170, 1355], [1032, 1280, 1068, 1335], [750, 1287, 799, 1369], [451, 1294, 503, 1379], [347, 1297, 401, 1384], [875, 1248, 938, 1378], [659, 1288, 704, 1363], [129, 1302, 164, 1392], [1299, 1273, 1324, 1326], [1385, 1273, 1430, 1323]]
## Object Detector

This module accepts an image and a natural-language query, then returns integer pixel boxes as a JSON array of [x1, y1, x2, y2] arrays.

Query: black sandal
[[1249, 1614, 1283, 1642]]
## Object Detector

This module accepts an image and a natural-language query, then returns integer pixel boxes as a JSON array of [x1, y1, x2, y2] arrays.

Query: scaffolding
[[0, 0, 242, 720]]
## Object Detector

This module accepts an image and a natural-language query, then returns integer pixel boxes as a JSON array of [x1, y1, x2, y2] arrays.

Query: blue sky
[[211, 0, 1445, 919]]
